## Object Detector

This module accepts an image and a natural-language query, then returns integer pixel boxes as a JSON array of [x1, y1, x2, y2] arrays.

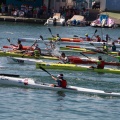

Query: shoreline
[[0, 13, 120, 27], [0, 15, 46, 24]]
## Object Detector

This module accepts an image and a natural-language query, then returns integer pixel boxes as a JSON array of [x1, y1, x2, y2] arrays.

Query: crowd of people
[[0, 2, 89, 21]]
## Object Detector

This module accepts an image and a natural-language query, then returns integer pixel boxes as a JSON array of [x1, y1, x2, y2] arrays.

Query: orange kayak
[[61, 38, 84, 42]]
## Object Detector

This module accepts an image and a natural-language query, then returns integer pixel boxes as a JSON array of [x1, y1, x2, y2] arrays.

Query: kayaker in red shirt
[[90, 56, 105, 69], [51, 74, 67, 88], [97, 56, 105, 69], [85, 34, 91, 41], [96, 35, 101, 42]]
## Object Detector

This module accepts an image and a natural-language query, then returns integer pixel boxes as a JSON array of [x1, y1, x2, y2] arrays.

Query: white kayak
[[0, 75, 120, 97], [6, 57, 43, 64], [18, 37, 120, 48], [18, 38, 41, 42]]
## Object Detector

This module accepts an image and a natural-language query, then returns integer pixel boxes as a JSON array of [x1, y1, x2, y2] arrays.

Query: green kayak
[[36, 62, 120, 74]]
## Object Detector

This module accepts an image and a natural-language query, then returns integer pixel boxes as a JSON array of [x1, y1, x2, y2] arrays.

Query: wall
[[106, 0, 120, 12]]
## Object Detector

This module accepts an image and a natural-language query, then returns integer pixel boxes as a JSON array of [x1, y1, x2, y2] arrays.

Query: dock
[[0, 15, 46, 24]]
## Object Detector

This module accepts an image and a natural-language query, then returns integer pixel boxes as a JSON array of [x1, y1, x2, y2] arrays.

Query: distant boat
[[66, 15, 86, 27], [44, 13, 65, 26], [90, 14, 117, 28]]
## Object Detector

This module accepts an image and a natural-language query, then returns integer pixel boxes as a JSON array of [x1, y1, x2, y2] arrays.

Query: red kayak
[[68, 56, 120, 66], [3, 45, 34, 51], [61, 38, 84, 42]]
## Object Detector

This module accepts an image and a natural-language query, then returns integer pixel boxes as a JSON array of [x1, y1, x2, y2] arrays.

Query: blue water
[[0, 21, 120, 120]]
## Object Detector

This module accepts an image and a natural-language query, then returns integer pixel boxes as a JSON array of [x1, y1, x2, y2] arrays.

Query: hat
[[85, 33, 88, 36], [57, 74, 63, 78]]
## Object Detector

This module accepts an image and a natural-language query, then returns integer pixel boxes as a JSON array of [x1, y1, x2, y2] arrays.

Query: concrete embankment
[[0, 15, 46, 24]]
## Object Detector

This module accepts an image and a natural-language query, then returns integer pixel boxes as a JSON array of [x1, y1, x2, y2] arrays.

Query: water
[[0, 21, 120, 120]]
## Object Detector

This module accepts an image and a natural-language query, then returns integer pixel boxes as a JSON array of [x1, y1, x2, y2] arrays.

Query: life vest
[[97, 60, 105, 69], [97, 37, 101, 42], [86, 36, 91, 41], [60, 79, 67, 88], [103, 45, 108, 52], [34, 50, 40, 57]]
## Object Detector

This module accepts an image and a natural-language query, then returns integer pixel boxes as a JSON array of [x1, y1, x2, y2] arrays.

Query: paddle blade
[[7, 38, 10, 43], [73, 35, 78, 37], [90, 43, 94, 46], [48, 28, 51, 33], [95, 29, 97, 34], [40, 35, 43, 40], [0, 74, 19, 77]]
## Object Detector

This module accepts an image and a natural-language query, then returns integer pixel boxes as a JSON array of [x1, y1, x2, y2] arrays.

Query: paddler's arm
[[52, 76, 57, 81], [10, 44, 17, 47]]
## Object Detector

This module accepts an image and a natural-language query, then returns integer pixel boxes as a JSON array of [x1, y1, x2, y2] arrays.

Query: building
[[100, 0, 120, 12]]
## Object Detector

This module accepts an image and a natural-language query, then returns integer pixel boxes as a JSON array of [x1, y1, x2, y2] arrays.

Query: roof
[[69, 15, 85, 21]]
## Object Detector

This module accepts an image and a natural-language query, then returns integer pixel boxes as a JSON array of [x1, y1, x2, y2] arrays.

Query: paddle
[[39, 66, 53, 77], [80, 52, 91, 59], [48, 28, 53, 37], [40, 35, 51, 52], [91, 29, 97, 39], [7, 38, 17, 47], [0, 74, 19, 77]]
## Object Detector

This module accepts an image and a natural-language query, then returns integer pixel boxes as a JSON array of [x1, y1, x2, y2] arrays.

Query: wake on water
[[51, 47, 61, 57]]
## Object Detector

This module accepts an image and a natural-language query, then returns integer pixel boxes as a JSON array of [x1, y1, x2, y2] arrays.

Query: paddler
[[102, 42, 108, 52], [85, 33, 91, 41], [111, 42, 116, 51], [90, 56, 105, 69], [59, 52, 70, 64], [105, 34, 110, 42], [33, 44, 41, 57], [95, 35, 101, 42], [51, 74, 67, 88], [11, 40, 23, 50], [53, 34, 61, 42]]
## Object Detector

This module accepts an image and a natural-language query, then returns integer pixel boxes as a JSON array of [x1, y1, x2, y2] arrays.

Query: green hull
[[36, 62, 120, 74], [0, 51, 58, 60]]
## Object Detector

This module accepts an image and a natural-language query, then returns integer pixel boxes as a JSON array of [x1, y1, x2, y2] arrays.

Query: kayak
[[18, 38, 41, 42], [68, 56, 120, 66], [6, 56, 120, 67], [48, 37, 120, 48], [0, 75, 120, 97], [6, 57, 43, 64], [60, 47, 118, 55], [36, 62, 120, 74], [3, 45, 34, 51], [0, 51, 58, 60]]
